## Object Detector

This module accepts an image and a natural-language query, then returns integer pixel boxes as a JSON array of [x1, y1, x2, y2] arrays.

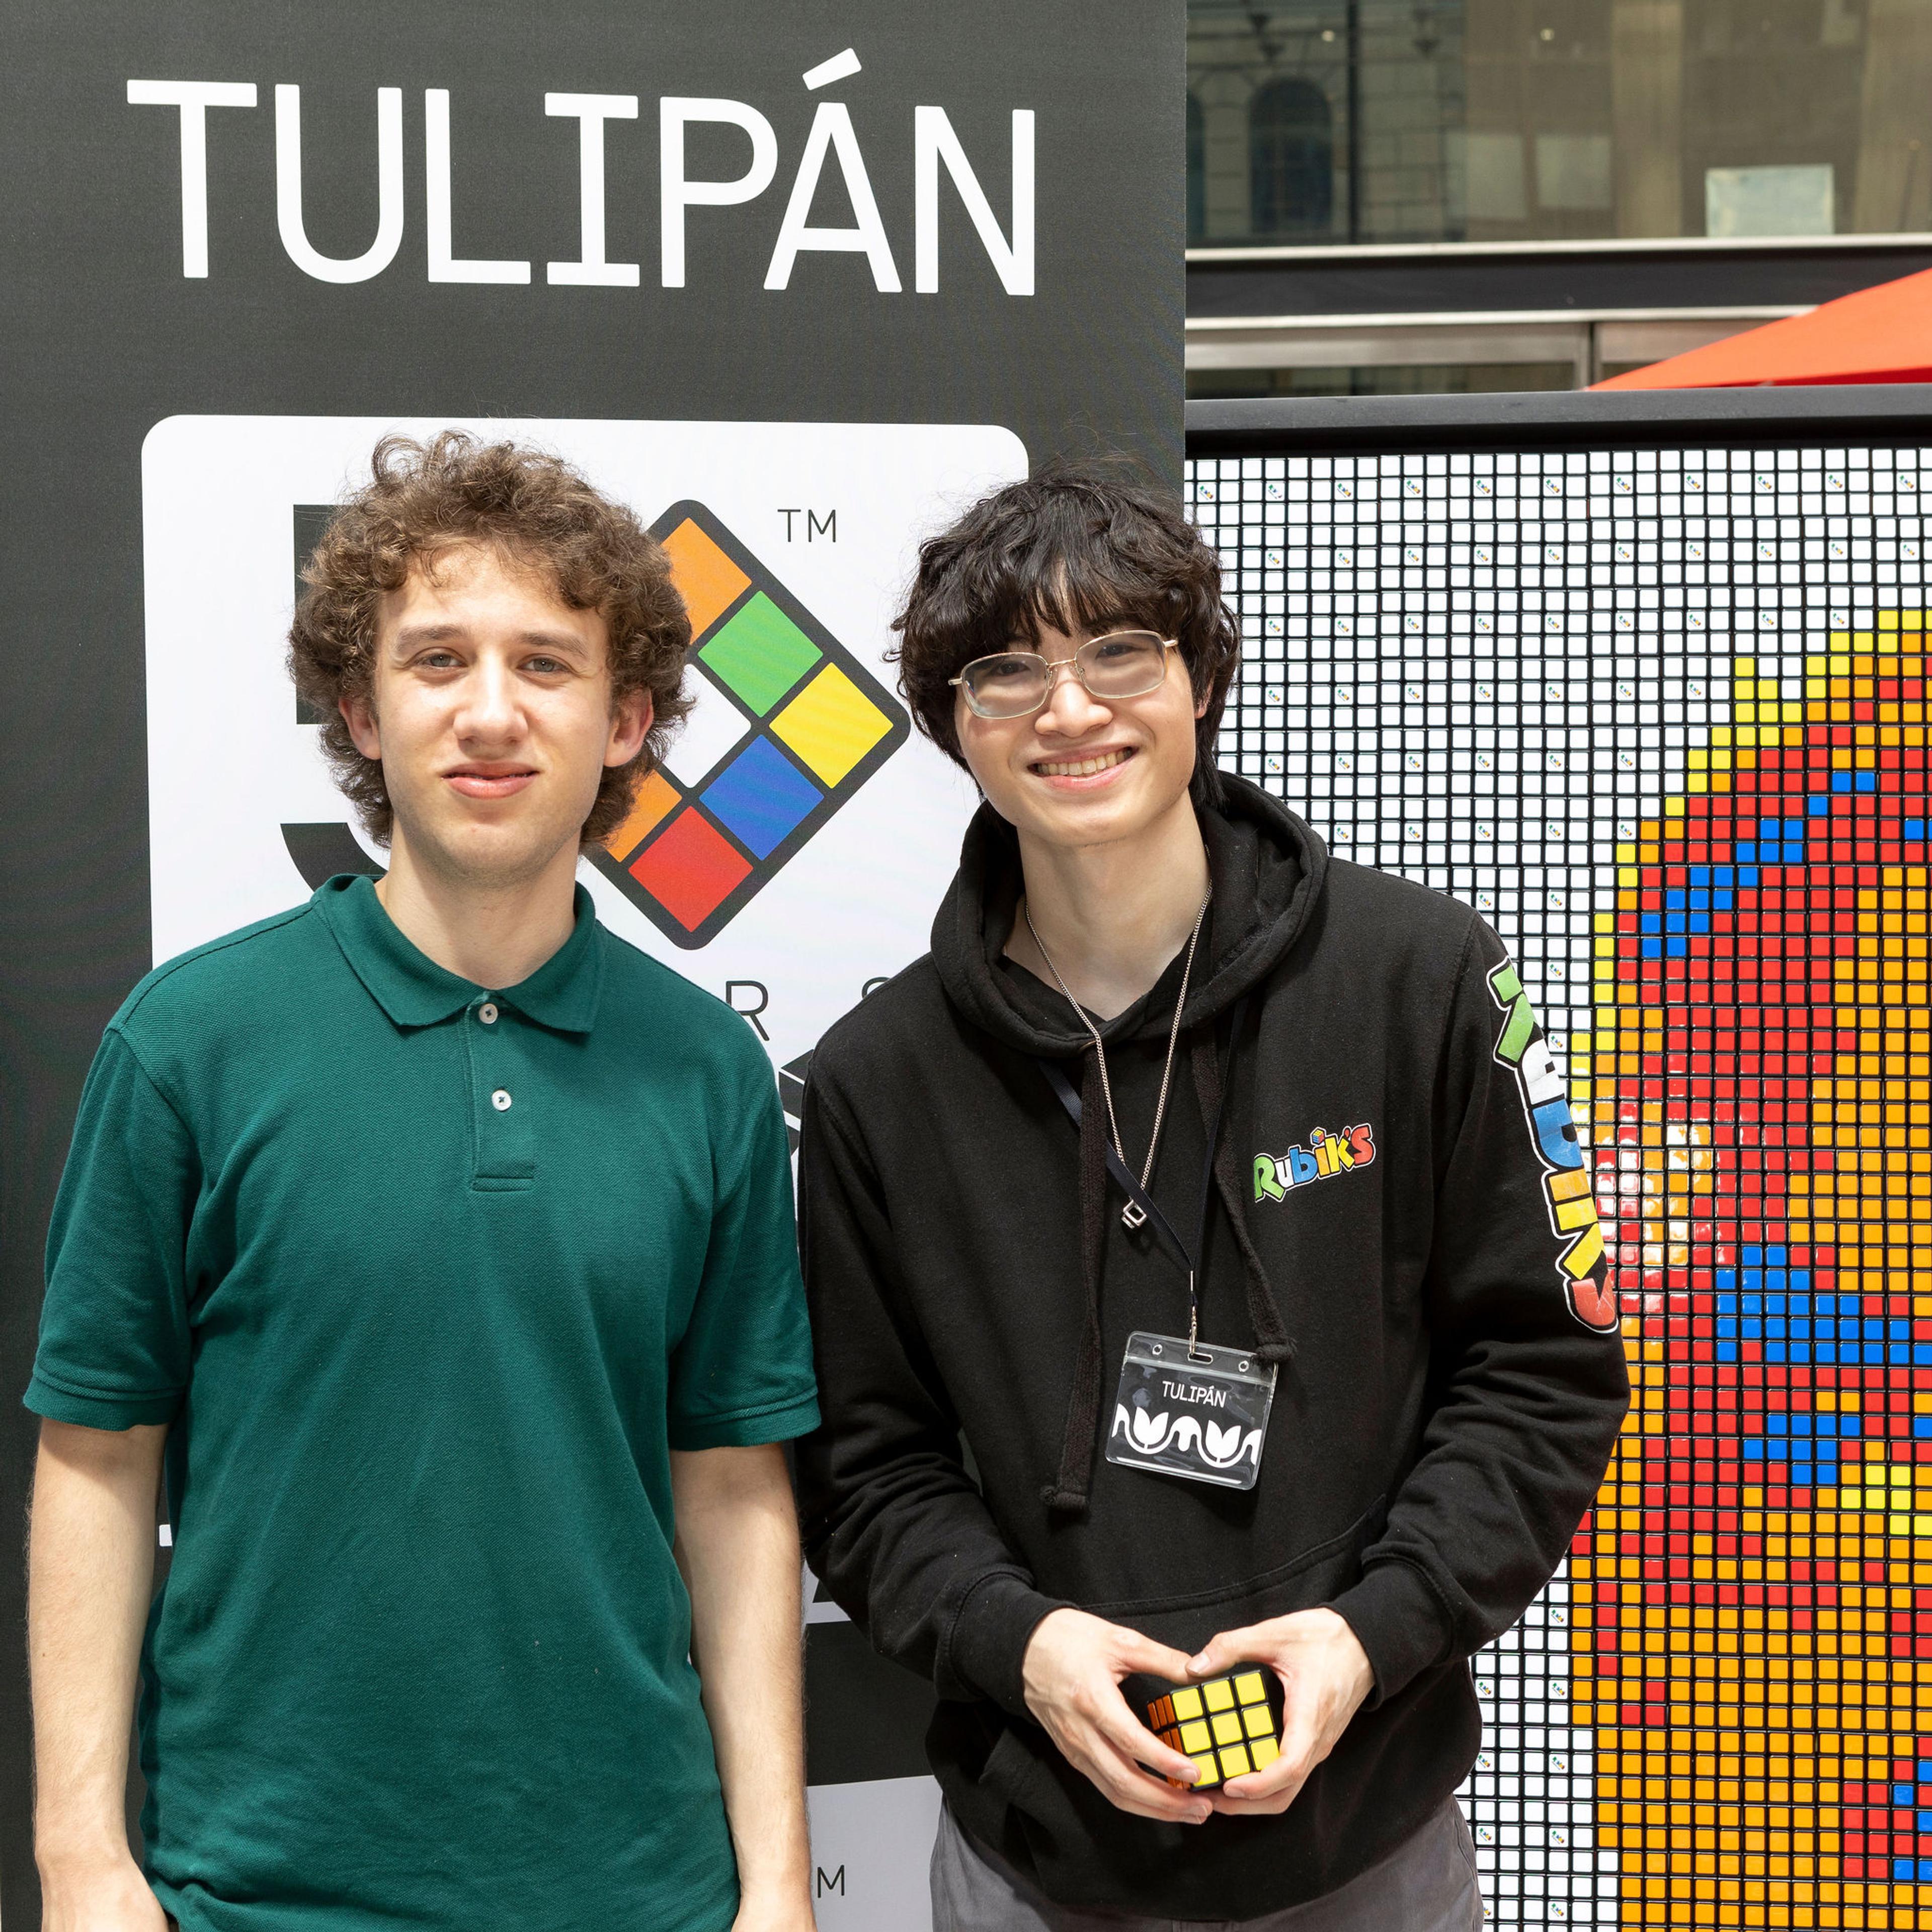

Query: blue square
[[700, 737, 823, 860]]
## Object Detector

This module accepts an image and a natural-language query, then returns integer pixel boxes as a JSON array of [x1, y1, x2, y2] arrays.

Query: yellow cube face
[[1149, 1670, 1280, 1790]]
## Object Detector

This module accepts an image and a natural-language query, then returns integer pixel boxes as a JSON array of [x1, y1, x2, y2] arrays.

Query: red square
[[628, 807, 752, 932]]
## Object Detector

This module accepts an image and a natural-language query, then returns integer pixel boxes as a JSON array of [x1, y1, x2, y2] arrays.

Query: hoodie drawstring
[[1041, 1046, 1114, 1514], [1042, 1007, 1297, 1515], [1190, 1027, 1298, 1370]]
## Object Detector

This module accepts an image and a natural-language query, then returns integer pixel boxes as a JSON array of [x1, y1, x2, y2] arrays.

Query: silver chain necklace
[[1024, 889, 1211, 1234]]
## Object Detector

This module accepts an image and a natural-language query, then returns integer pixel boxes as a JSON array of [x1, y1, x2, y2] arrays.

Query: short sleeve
[[667, 1045, 820, 1450], [26, 1027, 198, 1429]]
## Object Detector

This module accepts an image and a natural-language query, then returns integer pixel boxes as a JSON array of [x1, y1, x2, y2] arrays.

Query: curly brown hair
[[288, 431, 692, 847], [889, 460, 1241, 809]]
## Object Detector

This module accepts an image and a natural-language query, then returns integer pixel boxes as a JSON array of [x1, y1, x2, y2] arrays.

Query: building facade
[[1186, 0, 1932, 395]]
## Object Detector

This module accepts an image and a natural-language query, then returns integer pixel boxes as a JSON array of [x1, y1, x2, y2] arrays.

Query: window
[[1249, 76, 1333, 237]]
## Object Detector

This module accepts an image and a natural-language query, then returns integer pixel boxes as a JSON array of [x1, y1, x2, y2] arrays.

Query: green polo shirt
[[27, 875, 819, 1932]]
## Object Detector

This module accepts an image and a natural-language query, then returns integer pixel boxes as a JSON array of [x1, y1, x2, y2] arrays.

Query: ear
[[606, 688, 653, 768], [340, 690, 382, 761], [1194, 685, 1211, 722]]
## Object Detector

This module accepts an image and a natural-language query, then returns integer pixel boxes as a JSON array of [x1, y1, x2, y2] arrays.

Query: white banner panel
[[141, 414, 1021, 1072]]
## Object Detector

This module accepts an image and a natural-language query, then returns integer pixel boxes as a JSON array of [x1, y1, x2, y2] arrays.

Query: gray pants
[[930, 1795, 1482, 1932]]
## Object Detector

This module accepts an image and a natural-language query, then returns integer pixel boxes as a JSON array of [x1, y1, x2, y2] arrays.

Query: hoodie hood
[[929, 773, 1331, 1057]]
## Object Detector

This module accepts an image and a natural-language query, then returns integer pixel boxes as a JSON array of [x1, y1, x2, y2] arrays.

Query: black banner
[[0, 5, 1182, 1920]]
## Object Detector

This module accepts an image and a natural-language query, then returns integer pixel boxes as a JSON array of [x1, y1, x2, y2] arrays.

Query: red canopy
[[1595, 264, 1932, 390]]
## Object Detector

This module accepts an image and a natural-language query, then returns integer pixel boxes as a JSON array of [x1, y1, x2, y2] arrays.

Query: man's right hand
[[38, 1855, 169, 1932], [1019, 1607, 1213, 1824]]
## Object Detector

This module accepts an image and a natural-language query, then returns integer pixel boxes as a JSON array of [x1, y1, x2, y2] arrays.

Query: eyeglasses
[[950, 631, 1179, 720]]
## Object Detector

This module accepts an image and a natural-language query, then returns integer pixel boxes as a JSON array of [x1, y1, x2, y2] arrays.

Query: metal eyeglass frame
[[949, 631, 1180, 720]]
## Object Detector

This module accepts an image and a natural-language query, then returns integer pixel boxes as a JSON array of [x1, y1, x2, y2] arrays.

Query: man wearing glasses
[[794, 464, 1627, 1928]]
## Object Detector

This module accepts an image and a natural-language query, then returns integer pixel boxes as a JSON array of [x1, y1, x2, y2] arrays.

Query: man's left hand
[[1186, 1608, 1374, 1817]]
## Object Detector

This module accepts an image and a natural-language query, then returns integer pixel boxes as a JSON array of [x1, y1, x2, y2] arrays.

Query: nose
[[1034, 657, 1111, 737], [455, 653, 523, 747]]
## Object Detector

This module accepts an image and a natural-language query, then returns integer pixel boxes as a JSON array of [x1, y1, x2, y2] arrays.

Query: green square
[[698, 593, 821, 716]]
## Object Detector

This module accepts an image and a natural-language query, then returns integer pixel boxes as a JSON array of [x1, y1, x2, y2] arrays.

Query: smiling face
[[953, 620, 1208, 855], [340, 542, 652, 890]]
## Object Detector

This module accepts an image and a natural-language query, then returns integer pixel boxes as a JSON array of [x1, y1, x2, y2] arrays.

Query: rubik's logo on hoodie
[[1488, 962, 1616, 1332], [1252, 1122, 1376, 1201]]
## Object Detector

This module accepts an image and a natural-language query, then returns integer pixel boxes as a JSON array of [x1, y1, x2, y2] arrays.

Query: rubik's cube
[[1147, 1668, 1282, 1790], [591, 502, 908, 948]]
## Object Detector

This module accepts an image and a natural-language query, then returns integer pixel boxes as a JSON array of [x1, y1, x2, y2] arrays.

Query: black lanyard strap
[[1035, 993, 1250, 1294]]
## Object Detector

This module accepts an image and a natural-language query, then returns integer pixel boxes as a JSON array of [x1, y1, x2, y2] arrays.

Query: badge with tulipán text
[[1106, 1331, 1277, 1492]]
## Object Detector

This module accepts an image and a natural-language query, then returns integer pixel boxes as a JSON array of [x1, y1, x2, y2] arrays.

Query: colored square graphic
[[625, 807, 751, 934], [702, 737, 822, 860], [606, 770, 680, 863], [1148, 1668, 1282, 1791], [700, 593, 821, 715], [589, 500, 909, 949], [661, 516, 750, 635], [774, 664, 896, 786]]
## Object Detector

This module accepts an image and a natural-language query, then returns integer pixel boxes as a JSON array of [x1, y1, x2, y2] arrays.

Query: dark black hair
[[888, 459, 1240, 808]]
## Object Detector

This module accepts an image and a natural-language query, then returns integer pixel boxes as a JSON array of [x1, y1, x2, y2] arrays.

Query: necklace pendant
[[1121, 1199, 1148, 1232]]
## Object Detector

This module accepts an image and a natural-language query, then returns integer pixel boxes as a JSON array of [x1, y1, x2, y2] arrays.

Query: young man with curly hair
[[26, 434, 820, 1932], [794, 465, 1629, 1929]]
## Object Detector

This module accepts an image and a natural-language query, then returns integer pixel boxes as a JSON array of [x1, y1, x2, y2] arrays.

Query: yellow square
[[1234, 1671, 1268, 1705], [771, 664, 893, 787], [1203, 1678, 1236, 1713], [1190, 1752, 1221, 1788], [1211, 1710, 1243, 1745], [1249, 1736, 1280, 1770], [1180, 1721, 1212, 1753], [1171, 1686, 1203, 1722], [1219, 1743, 1251, 1778], [1243, 1705, 1274, 1740]]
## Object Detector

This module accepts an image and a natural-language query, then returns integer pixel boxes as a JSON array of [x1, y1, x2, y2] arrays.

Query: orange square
[[662, 519, 751, 638], [604, 769, 681, 862]]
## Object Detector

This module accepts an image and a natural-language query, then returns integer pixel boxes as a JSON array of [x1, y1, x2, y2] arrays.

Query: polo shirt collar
[[316, 874, 605, 1034]]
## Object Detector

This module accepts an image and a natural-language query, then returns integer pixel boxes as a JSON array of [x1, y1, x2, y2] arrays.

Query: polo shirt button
[[491, 1089, 512, 1111], [478, 1002, 499, 1024]]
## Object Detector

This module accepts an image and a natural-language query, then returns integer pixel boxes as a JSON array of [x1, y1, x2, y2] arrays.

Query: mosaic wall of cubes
[[1188, 441, 1931, 1927]]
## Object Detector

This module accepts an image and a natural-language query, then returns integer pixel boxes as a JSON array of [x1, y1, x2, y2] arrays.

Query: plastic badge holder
[[1106, 1330, 1278, 1491]]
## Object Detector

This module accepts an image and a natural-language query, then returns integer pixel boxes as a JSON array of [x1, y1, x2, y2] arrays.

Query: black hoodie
[[794, 777, 1628, 1920]]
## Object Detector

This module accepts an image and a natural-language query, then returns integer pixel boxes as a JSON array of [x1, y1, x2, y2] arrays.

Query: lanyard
[[1035, 993, 1249, 1348]]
